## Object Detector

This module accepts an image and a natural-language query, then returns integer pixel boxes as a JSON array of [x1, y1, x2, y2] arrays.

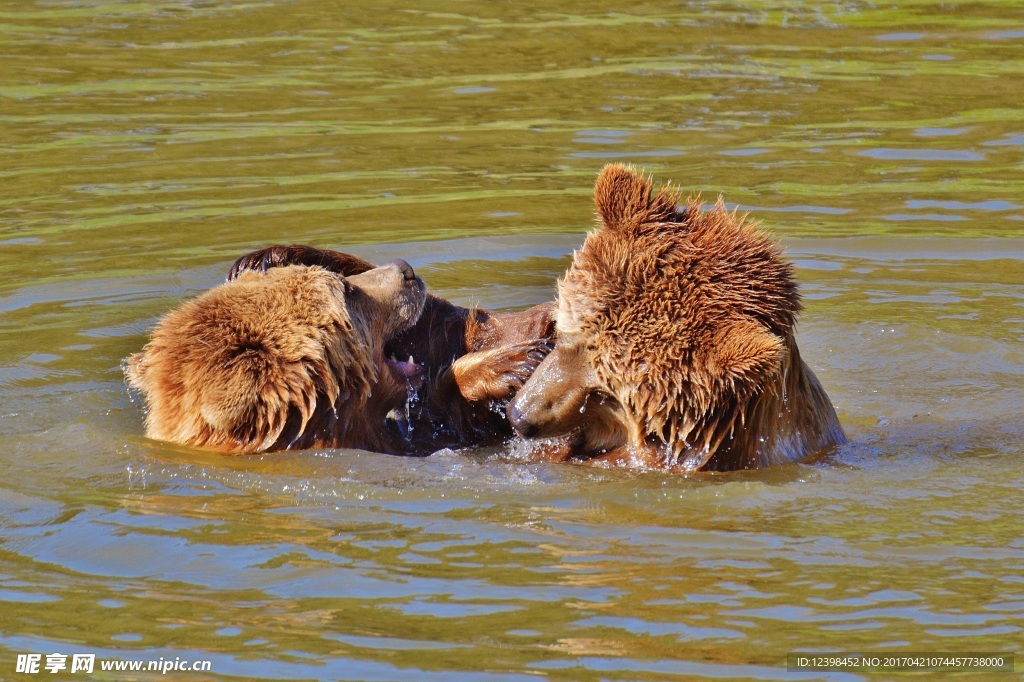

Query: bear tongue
[[386, 354, 426, 391]]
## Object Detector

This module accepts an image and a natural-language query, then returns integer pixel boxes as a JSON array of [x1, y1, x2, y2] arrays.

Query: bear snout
[[390, 258, 417, 282], [507, 403, 539, 438]]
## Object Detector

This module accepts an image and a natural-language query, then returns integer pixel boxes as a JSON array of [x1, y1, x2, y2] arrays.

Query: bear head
[[126, 261, 426, 453], [509, 164, 801, 469]]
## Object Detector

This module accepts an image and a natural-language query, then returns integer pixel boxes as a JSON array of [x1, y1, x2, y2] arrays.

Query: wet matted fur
[[127, 263, 426, 454], [509, 164, 846, 471], [211, 245, 555, 454]]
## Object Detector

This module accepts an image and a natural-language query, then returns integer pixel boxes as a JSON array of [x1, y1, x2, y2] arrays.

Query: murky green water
[[2, 1, 1022, 679]]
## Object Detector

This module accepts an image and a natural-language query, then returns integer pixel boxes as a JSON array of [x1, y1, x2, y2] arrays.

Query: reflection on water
[[1, 0, 1022, 678]]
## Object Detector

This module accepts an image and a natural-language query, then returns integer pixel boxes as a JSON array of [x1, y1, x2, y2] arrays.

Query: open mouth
[[382, 345, 426, 440], [383, 349, 426, 393]]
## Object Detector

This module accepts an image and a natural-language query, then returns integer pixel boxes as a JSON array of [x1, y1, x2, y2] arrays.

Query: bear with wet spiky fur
[[223, 245, 556, 454], [128, 250, 556, 456], [508, 164, 846, 471], [126, 262, 428, 453]]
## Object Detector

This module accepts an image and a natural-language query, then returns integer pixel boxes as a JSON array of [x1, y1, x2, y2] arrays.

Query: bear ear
[[593, 164, 679, 235], [698, 320, 787, 403]]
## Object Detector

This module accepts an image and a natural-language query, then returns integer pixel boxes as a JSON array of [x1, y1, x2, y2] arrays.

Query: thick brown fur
[[127, 263, 428, 454], [508, 164, 845, 472], [223, 246, 556, 454]]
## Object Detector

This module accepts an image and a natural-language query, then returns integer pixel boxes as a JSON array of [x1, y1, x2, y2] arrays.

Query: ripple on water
[[858, 148, 984, 162]]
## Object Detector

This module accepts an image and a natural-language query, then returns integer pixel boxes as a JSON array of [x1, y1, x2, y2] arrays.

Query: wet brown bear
[[127, 261, 426, 453], [128, 250, 554, 455], [226, 245, 557, 454], [508, 164, 846, 472]]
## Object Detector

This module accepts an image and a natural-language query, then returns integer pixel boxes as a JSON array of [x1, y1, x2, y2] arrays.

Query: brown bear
[[226, 245, 556, 453], [507, 164, 846, 472], [128, 250, 555, 455], [126, 261, 427, 453]]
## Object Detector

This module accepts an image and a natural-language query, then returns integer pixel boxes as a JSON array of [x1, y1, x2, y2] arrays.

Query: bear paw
[[452, 339, 554, 403]]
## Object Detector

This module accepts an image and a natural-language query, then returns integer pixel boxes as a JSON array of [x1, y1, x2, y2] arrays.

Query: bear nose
[[507, 403, 538, 438], [390, 259, 417, 282]]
